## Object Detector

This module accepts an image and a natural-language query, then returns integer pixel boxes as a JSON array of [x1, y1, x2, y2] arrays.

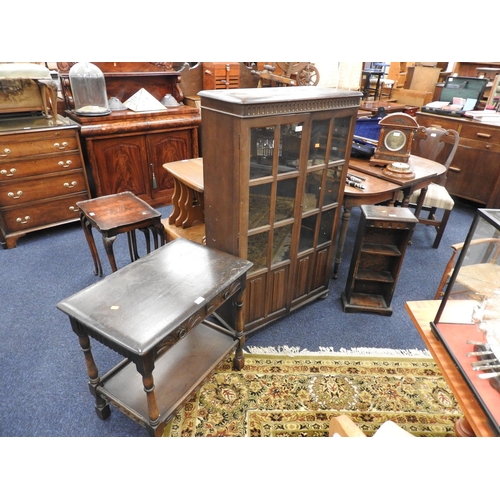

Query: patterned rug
[[164, 348, 463, 437]]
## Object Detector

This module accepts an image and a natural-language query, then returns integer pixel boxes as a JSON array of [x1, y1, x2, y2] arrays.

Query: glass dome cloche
[[69, 62, 111, 116]]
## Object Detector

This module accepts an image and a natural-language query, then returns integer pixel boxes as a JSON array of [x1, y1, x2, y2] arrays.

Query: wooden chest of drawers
[[0, 116, 90, 249]]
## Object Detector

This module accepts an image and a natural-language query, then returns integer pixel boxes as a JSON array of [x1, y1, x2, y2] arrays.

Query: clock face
[[384, 130, 407, 152]]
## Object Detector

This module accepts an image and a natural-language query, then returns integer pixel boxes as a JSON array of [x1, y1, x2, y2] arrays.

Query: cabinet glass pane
[[323, 165, 342, 206], [304, 170, 322, 212], [249, 183, 272, 229], [279, 123, 302, 172], [318, 209, 335, 245], [330, 116, 350, 161], [299, 214, 317, 252], [276, 178, 297, 222], [308, 120, 330, 166], [247, 231, 269, 271], [272, 225, 292, 264], [250, 127, 275, 179]]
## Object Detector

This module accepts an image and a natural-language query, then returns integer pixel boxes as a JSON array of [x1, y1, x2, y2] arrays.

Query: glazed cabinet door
[[245, 117, 303, 325], [88, 135, 152, 203], [292, 112, 351, 306]]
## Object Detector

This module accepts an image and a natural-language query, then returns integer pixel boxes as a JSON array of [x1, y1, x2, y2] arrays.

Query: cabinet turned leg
[[76, 330, 110, 420]]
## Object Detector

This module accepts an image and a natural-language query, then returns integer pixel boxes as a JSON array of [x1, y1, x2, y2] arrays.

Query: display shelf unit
[[342, 205, 417, 315], [199, 86, 361, 333]]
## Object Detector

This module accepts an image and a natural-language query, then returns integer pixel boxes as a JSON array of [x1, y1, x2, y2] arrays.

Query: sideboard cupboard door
[[146, 129, 194, 206], [89, 135, 150, 201], [199, 87, 362, 334]]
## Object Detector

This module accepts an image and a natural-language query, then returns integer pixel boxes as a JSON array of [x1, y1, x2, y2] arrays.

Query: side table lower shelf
[[98, 321, 237, 436]]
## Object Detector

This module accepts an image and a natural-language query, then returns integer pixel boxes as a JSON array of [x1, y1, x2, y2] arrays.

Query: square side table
[[76, 191, 166, 276]]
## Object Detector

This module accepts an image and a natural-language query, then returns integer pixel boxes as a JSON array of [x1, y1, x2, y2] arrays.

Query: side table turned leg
[[102, 235, 119, 273], [75, 327, 110, 420], [232, 288, 246, 371], [80, 214, 103, 277]]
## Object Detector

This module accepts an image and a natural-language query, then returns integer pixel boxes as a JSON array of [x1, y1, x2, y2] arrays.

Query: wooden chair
[[435, 237, 500, 299], [329, 415, 414, 438], [402, 125, 460, 248]]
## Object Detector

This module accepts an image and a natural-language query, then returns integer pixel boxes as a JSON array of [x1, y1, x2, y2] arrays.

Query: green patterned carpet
[[165, 351, 463, 437]]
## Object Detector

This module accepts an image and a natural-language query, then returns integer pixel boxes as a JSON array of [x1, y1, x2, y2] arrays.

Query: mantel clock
[[370, 113, 419, 166]]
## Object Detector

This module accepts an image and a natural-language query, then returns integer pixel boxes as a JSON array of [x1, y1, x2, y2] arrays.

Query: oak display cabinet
[[199, 87, 362, 333], [342, 205, 417, 316]]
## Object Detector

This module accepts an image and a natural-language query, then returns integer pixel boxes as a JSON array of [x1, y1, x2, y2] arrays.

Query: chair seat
[[407, 183, 455, 210], [457, 263, 500, 296]]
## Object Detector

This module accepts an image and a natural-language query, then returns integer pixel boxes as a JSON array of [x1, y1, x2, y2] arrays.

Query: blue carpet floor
[[0, 197, 477, 436]]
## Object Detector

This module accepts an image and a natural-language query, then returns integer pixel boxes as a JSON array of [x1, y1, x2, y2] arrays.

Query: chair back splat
[[402, 124, 460, 248]]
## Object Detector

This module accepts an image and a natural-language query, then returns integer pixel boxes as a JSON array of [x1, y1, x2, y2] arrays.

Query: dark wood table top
[[57, 238, 252, 357], [76, 191, 162, 232]]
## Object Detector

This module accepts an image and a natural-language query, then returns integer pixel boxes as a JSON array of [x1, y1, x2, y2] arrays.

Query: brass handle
[[16, 216, 30, 224], [1, 148, 11, 157], [54, 141, 69, 150], [8, 190, 23, 199], [1, 168, 16, 177], [58, 160, 73, 168], [477, 133, 492, 139], [63, 181, 77, 188], [449, 167, 461, 173], [68, 205, 79, 212]]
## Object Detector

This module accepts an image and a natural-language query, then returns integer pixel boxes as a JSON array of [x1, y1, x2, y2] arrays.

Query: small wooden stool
[[76, 191, 166, 276]]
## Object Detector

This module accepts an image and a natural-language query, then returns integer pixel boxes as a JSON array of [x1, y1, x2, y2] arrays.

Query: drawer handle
[[477, 133, 492, 139], [68, 205, 79, 212], [58, 160, 73, 168], [449, 167, 461, 173], [16, 216, 31, 225], [8, 190, 23, 199], [54, 141, 69, 150], [1, 168, 16, 177], [1, 148, 11, 157], [63, 181, 77, 188]]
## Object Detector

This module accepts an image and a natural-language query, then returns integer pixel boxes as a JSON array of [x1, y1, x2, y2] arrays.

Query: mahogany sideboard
[[59, 69, 201, 208], [0, 114, 90, 249], [416, 112, 500, 208]]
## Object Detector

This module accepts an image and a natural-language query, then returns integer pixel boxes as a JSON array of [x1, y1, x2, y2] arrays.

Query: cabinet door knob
[[63, 181, 78, 188], [8, 190, 23, 199], [1, 168, 16, 177], [1, 148, 11, 157], [54, 141, 69, 150]]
